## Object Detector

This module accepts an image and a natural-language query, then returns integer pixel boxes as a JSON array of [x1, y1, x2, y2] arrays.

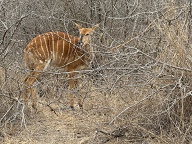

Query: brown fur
[[22, 23, 99, 109]]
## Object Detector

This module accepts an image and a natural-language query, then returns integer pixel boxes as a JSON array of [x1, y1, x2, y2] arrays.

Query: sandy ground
[[1, 93, 130, 144]]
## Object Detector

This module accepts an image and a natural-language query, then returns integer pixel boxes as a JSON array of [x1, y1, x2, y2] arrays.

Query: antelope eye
[[85, 33, 89, 36]]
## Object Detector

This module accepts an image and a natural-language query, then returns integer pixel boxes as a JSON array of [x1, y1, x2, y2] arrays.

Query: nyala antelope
[[22, 22, 99, 110]]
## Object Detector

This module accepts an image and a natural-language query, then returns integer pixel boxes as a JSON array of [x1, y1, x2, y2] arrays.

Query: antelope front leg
[[68, 77, 75, 109], [78, 82, 83, 108], [68, 72, 75, 109], [68, 73, 83, 109]]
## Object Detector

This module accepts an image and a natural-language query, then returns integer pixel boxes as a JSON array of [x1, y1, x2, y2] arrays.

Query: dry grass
[[154, 2, 192, 126], [1, 1, 192, 144], [0, 75, 167, 144]]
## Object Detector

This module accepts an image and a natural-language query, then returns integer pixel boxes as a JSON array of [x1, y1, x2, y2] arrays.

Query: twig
[[47, 104, 59, 116], [96, 128, 124, 138], [110, 6, 187, 52], [38, 101, 59, 116], [0, 13, 31, 56], [109, 87, 162, 125], [110, 19, 156, 52], [0, 104, 14, 123], [135, 124, 169, 144]]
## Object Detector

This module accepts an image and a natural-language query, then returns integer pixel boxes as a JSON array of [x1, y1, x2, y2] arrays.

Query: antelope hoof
[[79, 104, 83, 109], [70, 106, 75, 110]]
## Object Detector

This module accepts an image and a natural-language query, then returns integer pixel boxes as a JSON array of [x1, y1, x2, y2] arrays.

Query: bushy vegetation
[[0, 0, 192, 143]]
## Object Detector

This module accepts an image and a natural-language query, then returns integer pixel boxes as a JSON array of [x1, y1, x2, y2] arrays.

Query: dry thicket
[[0, 0, 192, 143]]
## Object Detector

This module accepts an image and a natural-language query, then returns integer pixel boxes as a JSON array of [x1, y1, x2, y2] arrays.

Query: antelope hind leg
[[22, 63, 46, 111]]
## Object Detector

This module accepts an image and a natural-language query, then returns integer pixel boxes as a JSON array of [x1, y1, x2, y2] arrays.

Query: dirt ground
[[0, 77, 168, 144], [1, 86, 137, 144], [3, 111, 108, 144], [1, 106, 132, 144]]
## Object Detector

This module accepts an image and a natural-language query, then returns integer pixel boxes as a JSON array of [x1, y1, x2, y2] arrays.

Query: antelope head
[[74, 23, 99, 47]]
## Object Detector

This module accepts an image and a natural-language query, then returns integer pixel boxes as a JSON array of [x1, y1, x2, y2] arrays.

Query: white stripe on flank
[[56, 32, 59, 62], [47, 32, 51, 49], [73, 37, 76, 48], [33, 49, 39, 60], [67, 37, 71, 62], [39, 35, 46, 58], [59, 33, 65, 64], [43, 59, 51, 71], [43, 34, 49, 59], [34, 37, 42, 58], [47, 33, 52, 57], [51, 32, 55, 61]]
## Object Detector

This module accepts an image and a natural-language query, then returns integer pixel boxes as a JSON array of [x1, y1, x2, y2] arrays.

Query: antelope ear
[[92, 23, 100, 31], [74, 22, 82, 29]]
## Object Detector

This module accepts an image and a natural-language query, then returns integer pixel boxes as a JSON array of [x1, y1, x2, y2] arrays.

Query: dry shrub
[[150, 1, 192, 141], [0, 66, 5, 87], [105, 2, 192, 143], [1, 1, 192, 144]]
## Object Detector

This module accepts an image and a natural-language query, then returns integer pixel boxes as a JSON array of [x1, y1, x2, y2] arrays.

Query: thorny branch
[[0, 13, 30, 56]]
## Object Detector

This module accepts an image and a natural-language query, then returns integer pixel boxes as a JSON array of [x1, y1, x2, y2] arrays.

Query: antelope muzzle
[[78, 34, 84, 46]]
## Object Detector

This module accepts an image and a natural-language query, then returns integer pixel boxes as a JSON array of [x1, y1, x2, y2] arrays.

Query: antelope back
[[24, 32, 77, 68], [24, 23, 99, 71]]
